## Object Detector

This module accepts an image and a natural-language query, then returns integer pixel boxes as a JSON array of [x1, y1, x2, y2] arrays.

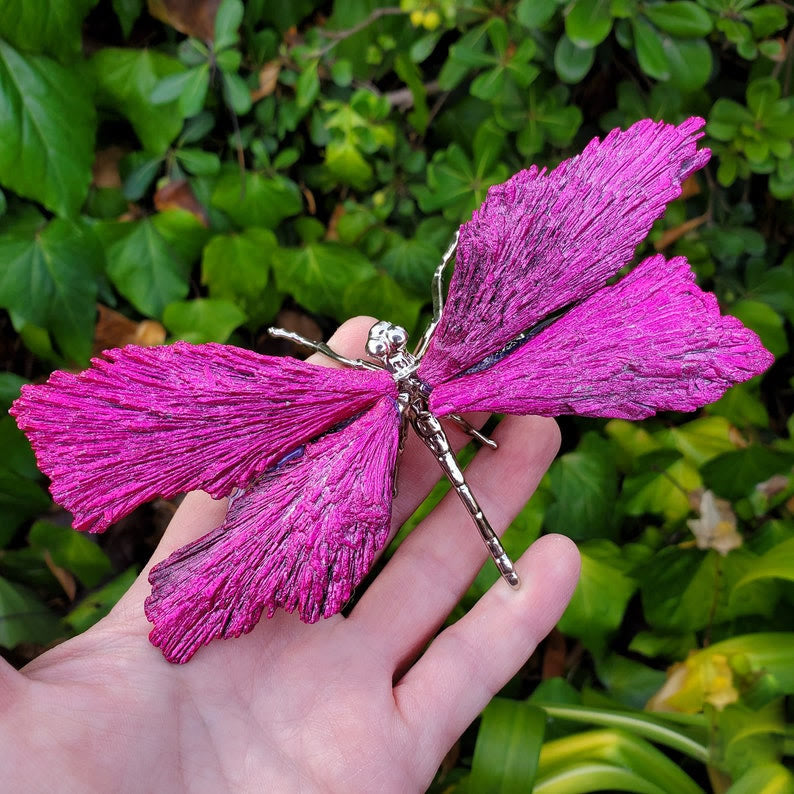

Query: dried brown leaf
[[270, 310, 323, 358], [43, 550, 77, 601], [147, 0, 220, 40], [541, 628, 567, 679], [92, 146, 126, 189], [756, 473, 790, 498], [154, 179, 210, 226], [654, 213, 708, 251], [94, 305, 166, 353], [679, 174, 701, 200], [251, 60, 282, 102]]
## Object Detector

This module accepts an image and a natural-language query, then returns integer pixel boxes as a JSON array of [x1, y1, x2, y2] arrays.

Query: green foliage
[[0, 1, 793, 789]]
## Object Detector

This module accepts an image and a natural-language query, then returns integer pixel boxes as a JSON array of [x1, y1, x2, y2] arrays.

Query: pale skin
[[1, 318, 580, 793]]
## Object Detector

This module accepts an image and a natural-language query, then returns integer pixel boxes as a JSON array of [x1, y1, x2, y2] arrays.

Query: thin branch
[[314, 7, 406, 57], [771, 23, 794, 83], [384, 80, 441, 110]]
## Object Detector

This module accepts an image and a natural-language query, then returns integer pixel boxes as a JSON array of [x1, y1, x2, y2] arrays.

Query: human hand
[[1, 318, 580, 793]]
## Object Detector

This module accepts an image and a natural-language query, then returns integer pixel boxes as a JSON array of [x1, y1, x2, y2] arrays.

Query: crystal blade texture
[[429, 255, 773, 420], [145, 397, 400, 663], [10, 342, 396, 532], [418, 118, 711, 385]]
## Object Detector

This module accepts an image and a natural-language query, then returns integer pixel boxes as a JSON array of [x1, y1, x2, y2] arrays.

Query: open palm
[[2, 318, 579, 793]]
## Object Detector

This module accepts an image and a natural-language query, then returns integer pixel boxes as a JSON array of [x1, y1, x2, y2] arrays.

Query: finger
[[115, 491, 228, 622], [350, 414, 560, 670], [394, 534, 580, 765]]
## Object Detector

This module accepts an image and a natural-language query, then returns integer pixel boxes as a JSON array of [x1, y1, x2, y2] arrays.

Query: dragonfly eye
[[387, 326, 408, 348], [366, 339, 388, 357], [366, 321, 408, 359]]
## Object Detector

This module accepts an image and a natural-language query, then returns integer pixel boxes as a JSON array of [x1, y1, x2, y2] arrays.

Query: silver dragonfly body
[[268, 232, 521, 589]]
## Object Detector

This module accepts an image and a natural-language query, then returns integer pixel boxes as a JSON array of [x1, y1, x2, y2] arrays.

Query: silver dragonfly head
[[365, 321, 408, 361]]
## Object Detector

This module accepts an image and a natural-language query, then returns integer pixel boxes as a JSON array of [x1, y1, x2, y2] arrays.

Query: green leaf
[[164, 298, 246, 344], [120, 153, 163, 201], [330, 58, 353, 86], [656, 416, 738, 467], [734, 537, 794, 592], [663, 37, 712, 92], [0, 373, 27, 412], [179, 64, 211, 117], [211, 169, 303, 228], [632, 17, 671, 80], [175, 148, 221, 176], [394, 53, 429, 135], [621, 450, 701, 521], [558, 541, 637, 654], [747, 77, 780, 117], [592, 656, 669, 710], [644, 2, 712, 37], [64, 567, 138, 634], [629, 630, 697, 660], [414, 143, 509, 221], [702, 447, 794, 500], [709, 98, 753, 140], [342, 272, 422, 335], [546, 432, 618, 541], [222, 71, 252, 115], [554, 35, 595, 84], [271, 242, 376, 321], [214, 0, 244, 50], [325, 139, 374, 189], [726, 763, 794, 794], [112, 0, 144, 39], [565, 0, 613, 47], [640, 547, 777, 632], [91, 48, 186, 154], [469, 699, 545, 793], [215, 47, 241, 74], [0, 41, 96, 218], [201, 228, 281, 327], [639, 547, 716, 632], [707, 381, 769, 429], [0, 416, 39, 480], [380, 234, 441, 294], [0, 219, 103, 362], [97, 210, 209, 318], [516, 0, 558, 28], [743, 6, 788, 38], [0, 466, 50, 542], [150, 65, 211, 118], [180, 111, 215, 144], [729, 299, 787, 358], [28, 520, 112, 588], [295, 59, 320, 111], [0, 0, 98, 62], [0, 575, 61, 648], [150, 69, 197, 103]]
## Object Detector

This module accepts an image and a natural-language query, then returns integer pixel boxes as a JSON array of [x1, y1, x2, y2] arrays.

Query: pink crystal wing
[[429, 255, 774, 420], [418, 118, 711, 385], [144, 396, 401, 663], [10, 342, 396, 532]]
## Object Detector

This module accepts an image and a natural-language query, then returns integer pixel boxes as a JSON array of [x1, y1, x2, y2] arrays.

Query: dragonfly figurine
[[11, 118, 773, 663]]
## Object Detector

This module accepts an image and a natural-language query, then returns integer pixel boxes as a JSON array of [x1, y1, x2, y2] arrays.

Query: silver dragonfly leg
[[448, 413, 498, 450], [410, 405, 519, 588], [268, 327, 381, 371], [413, 230, 460, 359]]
